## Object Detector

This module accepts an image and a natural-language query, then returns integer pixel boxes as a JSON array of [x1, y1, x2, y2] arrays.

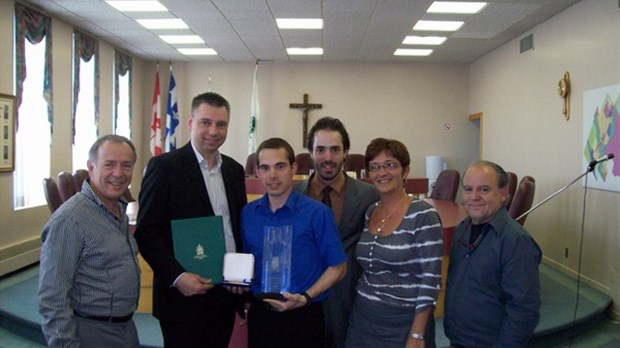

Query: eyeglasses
[[367, 161, 400, 173]]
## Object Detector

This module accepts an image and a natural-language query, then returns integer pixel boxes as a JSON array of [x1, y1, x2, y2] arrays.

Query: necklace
[[376, 194, 407, 234]]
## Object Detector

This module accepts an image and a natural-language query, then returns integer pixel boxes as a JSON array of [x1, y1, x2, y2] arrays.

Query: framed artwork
[[0, 93, 16, 172], [582, 84, 619, 192]]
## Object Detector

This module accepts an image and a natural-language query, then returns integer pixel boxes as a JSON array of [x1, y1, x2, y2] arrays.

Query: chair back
[[57, 171, 78, 202], [245, 153, 257, 176], [522, 175, 535, 184], [505, 171, 518, 210], [123, 188, 136, 202], [509, 177, 536, 225], [429, 169, 460, 202], [343, 154, 366, 177], [73, 169, 89, 191], [294, 153, 314, 175], [43, 177, 62, 213]]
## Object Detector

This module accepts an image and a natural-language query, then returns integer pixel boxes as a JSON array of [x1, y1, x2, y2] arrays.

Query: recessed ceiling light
[[413, 20, 464, 31], [403, 36, 447, 45], [106, 1, 167, 12], [137, 19, 188, 29], [427, 1, 487, 14], [286, 47, 324, 55], [160, 35, 204, 44], [178, 48, 217, 56], [394, 48, 433, 56], [276, 18, 323, 29]]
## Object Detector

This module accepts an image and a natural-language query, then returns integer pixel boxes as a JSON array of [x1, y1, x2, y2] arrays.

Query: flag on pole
[[149, 67, 163, 156], [165, 66, 179, 152], [248, 62, 260, 154]]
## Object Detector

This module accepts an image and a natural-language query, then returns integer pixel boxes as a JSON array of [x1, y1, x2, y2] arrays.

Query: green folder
[[171, 215, 226, 284]]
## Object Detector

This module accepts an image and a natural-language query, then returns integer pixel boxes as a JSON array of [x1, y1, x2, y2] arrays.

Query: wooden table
[[426, 198, 468, 317], [427, 198, 467, 254]]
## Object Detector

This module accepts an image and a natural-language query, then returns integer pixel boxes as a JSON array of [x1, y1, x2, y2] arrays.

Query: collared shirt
[[444, 208, 542, 348], [241, 189, 346, 301], [191, 144, 236, 253], [38, 181, 140, 347], [308, 171, 346, 223]]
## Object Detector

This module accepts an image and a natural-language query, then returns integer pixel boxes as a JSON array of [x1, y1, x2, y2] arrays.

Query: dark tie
[[321, 186, 333, 208]]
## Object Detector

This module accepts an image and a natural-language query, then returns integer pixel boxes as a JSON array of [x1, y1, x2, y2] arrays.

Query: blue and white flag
[[248, 62, 260, 154], [165, 67, 179, 152]]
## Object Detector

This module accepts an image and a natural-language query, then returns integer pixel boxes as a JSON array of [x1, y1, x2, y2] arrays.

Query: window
[[14, 4, 52, 210], [72, 56, 97, 171], [13, 38, 50, 209], [115, 72, 131, 137], [114, 50, 132, 138], [72, 31, 99, 172]]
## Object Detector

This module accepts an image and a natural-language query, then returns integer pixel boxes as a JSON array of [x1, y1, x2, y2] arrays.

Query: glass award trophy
[[259, 225, 292, 300]]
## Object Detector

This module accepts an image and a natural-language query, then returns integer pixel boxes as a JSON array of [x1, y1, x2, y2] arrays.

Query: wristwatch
[[301, 291, 312, 305]]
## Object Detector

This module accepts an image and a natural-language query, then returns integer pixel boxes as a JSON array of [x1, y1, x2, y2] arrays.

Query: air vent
[[520, 34, 534, 53], [0, 238, 41, 276]]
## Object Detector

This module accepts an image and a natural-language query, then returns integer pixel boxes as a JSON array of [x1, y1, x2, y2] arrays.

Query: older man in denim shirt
[[444, 161, 541, 348]]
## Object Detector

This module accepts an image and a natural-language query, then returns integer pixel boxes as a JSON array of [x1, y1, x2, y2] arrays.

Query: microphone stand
[[516, 157, 610, 347], [517, 158, 609, 221], [516, 172, 587, 222]]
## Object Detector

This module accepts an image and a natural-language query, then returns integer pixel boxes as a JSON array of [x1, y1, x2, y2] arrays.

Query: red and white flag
[[149, 67, 163, 156]]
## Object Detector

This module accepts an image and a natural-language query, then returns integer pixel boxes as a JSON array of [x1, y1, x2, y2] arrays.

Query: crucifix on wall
[[289, 93, 322, 146]]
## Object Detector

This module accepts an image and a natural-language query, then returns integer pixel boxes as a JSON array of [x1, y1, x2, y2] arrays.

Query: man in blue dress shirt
[[241, 137, 347, 348]]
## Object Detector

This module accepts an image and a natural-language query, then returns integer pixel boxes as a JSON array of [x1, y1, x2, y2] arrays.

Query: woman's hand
[[405, 337, 425, 348]]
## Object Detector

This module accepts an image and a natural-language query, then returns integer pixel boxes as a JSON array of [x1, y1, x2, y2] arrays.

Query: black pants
[[248, 299, 325, 348], [159, 297, 236, 348]]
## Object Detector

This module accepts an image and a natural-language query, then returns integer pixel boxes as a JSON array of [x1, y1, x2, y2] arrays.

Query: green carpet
[[0, 262, 615, 348]]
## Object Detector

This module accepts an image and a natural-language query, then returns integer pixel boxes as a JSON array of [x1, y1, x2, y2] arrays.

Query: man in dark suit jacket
[[136, 92, 247, 348], [296, 117, 379, 348]]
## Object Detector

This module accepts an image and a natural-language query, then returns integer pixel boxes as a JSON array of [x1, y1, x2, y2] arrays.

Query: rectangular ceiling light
[[403, 36, 447, 45], [414, 20, 464, 31], [178, 48, 217, 56], [137, 19, 188, 29], [106, 1, 167, 12], [427, 2, 487, 14], [394, 48, 433, 56], [276, 18, 323, 29], [287, 47, 324, 55], [160, 35, 204, 44]]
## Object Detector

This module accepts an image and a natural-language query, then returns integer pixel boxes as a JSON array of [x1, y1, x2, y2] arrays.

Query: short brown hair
[[256, 137, 295, 165], [365, 138, 410, 168], [191, 92, 230, 116]]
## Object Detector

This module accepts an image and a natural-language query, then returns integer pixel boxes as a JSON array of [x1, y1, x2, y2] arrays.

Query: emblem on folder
[[194, 244, 207, 260]]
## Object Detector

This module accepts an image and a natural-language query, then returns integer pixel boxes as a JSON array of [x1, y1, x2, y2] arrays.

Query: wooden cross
[[289, 93, 322, 146]]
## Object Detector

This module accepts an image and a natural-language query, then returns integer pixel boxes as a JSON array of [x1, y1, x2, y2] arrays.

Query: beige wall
[[469, 0, 620, 317], [147, 61, 475, 176]]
